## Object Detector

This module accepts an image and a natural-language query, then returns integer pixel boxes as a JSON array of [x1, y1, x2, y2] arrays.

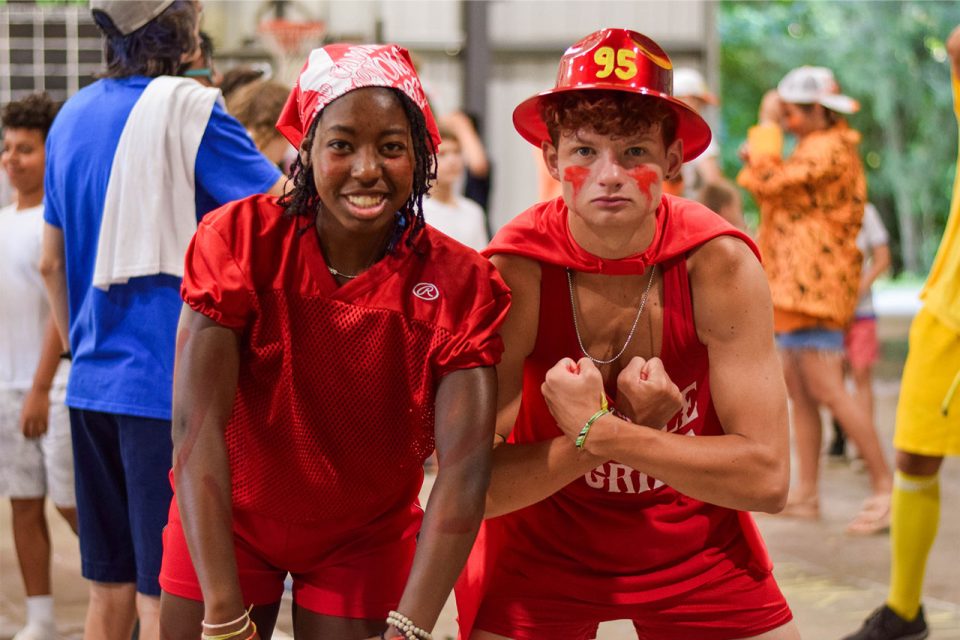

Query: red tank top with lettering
[[456, 195, 771, 636]]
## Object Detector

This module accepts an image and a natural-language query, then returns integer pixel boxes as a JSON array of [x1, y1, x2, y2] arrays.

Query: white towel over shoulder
[[92, 76, 223, 290]]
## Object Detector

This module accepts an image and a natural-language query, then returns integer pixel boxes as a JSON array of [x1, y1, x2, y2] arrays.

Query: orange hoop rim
[[258, 18, 326, 55]]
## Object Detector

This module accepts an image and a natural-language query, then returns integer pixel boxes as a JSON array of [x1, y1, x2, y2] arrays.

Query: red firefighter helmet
[[513, 28, 712, 161]]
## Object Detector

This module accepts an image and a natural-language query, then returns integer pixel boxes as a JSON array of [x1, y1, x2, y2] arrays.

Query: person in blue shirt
[[39, 2, 284, 639]]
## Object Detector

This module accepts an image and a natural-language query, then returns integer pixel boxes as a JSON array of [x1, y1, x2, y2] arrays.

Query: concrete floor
[[2, 333, 958, 639]]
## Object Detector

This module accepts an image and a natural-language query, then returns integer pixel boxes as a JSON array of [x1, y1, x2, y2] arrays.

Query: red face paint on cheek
[[563, 166, 590, 197], [626, 166, 659, 200]]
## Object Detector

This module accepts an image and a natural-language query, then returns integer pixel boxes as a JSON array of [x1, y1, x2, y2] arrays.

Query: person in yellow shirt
[[843, 24, 960, 640]]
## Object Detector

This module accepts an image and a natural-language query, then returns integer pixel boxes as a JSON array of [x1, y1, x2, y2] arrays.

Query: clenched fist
[[615, 357, 683, 428], [20, 388, 50, 439], [541, 357, 607, 442]]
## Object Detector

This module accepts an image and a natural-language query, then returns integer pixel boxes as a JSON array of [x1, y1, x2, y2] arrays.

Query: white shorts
[[0, 386, 75, 507]]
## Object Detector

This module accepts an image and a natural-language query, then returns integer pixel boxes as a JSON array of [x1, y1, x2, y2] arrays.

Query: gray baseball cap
[[90, 0, 176, 36]]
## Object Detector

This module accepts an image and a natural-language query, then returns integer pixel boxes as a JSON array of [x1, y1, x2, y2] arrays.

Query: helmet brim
[[512, 84, 712, 162]]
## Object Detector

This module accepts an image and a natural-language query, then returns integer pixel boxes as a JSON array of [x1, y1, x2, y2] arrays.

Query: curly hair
[[280, 88, 437, 253], [1, 92, 60, 139], [541, 90, 678, 147], [92, 0, 199, 79], [225, 80, 289, 151]]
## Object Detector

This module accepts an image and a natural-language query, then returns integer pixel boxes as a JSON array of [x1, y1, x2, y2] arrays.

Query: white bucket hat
[[777, 66, 859, 114], [673, 67, 718, 105]]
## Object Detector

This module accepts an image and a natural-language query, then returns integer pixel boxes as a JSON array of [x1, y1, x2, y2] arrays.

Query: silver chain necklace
[[567, 265, 657, 366], [327, 265, 361, 279]]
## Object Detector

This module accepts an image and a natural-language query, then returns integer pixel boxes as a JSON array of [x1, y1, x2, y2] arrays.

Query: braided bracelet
[[386, 610, 432, 640], [575, 393, 611, 450]]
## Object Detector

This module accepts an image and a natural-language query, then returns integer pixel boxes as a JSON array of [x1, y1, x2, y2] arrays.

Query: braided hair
[[279, 88, 437, 252]]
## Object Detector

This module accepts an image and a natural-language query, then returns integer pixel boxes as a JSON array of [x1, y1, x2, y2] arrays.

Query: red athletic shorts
[[159, 496, 419, 618], [473, 564, 793, 640], [845, 317, 880, 370]]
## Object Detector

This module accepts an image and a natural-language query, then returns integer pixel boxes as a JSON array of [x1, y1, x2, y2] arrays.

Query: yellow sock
[[886, 470, 940, 621]]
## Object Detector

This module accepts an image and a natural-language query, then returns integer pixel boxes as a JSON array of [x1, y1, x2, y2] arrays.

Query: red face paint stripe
[[626, 166, 658, 199], [563, 166, 590, 197]]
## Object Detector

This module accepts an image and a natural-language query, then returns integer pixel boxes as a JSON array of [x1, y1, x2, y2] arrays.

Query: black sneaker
[[828, 418, 847, 458], [842, 605, 928, 640]]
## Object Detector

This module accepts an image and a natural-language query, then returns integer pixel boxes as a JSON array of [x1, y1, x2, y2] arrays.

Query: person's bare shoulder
[[489, 253, 542, 359], [489, 253, 542, 326], [686, 234, 772, 345], [688, 234, 760, 282], [489, 253, 541, 290]]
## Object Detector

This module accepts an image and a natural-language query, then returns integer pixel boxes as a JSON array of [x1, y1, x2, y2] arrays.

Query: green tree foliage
[[720, 0, 960, 274]]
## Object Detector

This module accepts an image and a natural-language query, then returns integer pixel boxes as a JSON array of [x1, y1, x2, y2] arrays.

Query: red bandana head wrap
[[276, 43, 441, 151]]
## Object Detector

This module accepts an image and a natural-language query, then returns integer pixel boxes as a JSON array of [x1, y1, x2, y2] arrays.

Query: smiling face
[[303, 87, 415, 237], [1, 127, 46, 198], [544, 122, 682, 232]]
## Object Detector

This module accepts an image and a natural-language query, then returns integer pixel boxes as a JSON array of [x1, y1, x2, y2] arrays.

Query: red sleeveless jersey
[[180, 195, 510, 528], [457, 195, 771, 635]]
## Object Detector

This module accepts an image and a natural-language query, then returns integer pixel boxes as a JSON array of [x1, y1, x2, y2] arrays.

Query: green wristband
[[575, 408, 611, 450]]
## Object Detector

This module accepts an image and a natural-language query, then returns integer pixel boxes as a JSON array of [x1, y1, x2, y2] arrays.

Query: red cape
[[483, 194, 759, 272]]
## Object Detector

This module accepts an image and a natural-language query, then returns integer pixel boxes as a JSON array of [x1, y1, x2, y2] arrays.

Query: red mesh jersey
[[181, 195, 510, 525]]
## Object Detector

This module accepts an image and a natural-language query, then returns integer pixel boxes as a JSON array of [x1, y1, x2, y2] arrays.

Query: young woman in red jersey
[[158, 44, 509, 640]]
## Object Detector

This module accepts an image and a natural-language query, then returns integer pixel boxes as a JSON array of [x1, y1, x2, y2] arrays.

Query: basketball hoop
[[259, 18, 326, 84]]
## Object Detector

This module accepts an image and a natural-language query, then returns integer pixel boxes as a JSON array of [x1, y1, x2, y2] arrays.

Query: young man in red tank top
[[455, 29, 799, 640]]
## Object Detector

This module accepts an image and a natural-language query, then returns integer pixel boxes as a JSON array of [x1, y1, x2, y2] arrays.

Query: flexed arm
[[483, 254, 605, 518], [542, 237, 790, 513]]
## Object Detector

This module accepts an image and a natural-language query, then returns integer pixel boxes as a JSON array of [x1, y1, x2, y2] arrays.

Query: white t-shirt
[[854, 203, 890, 318], [0, 203, 67, 390], [422, 196, 490, 252]]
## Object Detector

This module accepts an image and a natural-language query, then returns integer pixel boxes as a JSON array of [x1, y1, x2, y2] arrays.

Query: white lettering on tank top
[[583, 381, 698, 495]]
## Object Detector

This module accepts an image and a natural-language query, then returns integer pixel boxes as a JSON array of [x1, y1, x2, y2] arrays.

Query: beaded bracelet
[[575, 394, 610, 450], [386, 610, 432, 640]]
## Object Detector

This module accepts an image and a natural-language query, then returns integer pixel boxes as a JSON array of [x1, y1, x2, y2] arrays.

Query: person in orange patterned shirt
[[738, 66, 893, 535]]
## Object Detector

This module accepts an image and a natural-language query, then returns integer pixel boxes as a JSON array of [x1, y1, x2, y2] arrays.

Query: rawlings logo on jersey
[[413, 283, 440, 301]]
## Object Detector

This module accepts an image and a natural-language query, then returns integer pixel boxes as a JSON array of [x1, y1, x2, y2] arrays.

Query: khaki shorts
[[0, 386, 76, 506], [894, 307, 960, 457]]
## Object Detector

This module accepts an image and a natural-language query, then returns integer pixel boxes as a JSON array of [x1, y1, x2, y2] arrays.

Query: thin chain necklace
[[567, 265, 657, 366], [318, 214, 379, 281], [327, 265, 361, 279]]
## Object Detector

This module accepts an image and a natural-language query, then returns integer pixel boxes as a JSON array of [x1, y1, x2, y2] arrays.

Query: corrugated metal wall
[[1, 0, 715, 231]]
